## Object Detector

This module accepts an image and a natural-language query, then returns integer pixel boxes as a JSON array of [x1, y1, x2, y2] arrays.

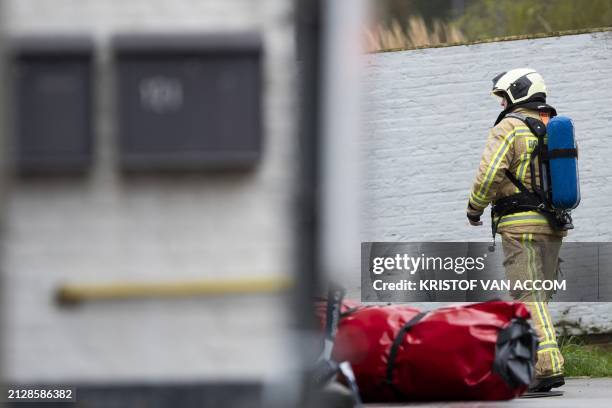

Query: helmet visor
[[492, 92, 505, 102]]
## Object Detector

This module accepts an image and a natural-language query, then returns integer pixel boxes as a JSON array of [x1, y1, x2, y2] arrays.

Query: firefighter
[[467, 68, 565, 392]]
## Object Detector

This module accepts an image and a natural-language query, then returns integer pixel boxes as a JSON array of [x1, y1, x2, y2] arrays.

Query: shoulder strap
[[505, 112, 528, 122], [504, 169, 530, 194], [505, 113, 547, 137], [499, 112, 547, 198]]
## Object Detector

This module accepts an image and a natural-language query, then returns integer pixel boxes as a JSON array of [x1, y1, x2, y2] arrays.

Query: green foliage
[[455, 0, 612, 40], [376, 0, 456, 27], [371, 0, 612, 51], [560, 337, 612, 377]]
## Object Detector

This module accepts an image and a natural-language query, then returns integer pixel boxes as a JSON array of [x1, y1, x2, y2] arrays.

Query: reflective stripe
[[497, 211, 544, 218], [515, 152, 531, 193], [539, 303, 561, 374], [524, 233, 561, 374], [554, 349, 563, 375], [514, 135, 537, 193], [524, 234, 541, 306], [478, 128, 525, 197], [538, 343, 560, 352], [538, 348, 564, 375], [496, 212, 549, 227], [469, 192, 489, 209]]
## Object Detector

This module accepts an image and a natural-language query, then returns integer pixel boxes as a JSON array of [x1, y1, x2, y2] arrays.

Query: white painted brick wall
[[362, 32, 612, 334], [0, 0, 296, 382]]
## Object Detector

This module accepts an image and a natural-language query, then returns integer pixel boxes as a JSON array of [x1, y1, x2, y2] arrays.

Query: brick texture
[[362, 32, 612, 334], [0, 0, 296, 382]]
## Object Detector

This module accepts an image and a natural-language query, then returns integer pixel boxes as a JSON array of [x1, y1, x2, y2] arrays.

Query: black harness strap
[[529, 136, 542, 198], [385, 312, 426, 391], [506, 113, 548, 200], [545, 148, 578, 160], [503, 169, 530, 194]]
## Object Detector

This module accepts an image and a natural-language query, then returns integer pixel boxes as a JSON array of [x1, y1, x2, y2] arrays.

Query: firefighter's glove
[[467, 203, 483, 226]]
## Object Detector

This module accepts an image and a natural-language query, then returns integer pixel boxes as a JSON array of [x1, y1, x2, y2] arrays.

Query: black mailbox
[[11, 36, 94, 173], [113, 33, 262, 170]]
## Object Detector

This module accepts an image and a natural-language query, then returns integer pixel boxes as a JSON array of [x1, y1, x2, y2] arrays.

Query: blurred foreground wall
[[1, 0, 296, 384], [362, 31, 612, 333]]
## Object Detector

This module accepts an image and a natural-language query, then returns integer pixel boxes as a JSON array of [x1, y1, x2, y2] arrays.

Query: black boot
[[528, 374, 565, 392]]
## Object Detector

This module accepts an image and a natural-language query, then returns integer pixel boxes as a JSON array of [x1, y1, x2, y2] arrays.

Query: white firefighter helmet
[[491, 68, 547, 105]]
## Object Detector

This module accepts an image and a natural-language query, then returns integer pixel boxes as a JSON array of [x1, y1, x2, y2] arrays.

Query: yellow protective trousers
[[501, 232, 564, 378]]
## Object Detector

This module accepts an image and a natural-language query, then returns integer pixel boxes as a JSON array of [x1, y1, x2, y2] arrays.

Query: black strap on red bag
[[385, 312, 427, 394]]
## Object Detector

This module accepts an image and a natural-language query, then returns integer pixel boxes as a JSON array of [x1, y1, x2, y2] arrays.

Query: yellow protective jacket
[[467, 107, 564, 236]]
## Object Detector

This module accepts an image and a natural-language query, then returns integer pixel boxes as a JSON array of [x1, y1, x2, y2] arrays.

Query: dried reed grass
[[365, 16, 466, 52]]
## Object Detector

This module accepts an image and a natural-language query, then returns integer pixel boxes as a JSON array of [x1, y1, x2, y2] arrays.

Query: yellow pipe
[[57, 276, 293, 305]]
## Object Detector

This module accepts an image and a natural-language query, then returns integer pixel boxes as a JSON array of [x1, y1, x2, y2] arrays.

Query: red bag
[[317, 301, 536, 402]]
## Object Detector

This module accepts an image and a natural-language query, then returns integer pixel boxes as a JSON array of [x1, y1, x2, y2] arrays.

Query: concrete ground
[[365, 378, 612, 408]]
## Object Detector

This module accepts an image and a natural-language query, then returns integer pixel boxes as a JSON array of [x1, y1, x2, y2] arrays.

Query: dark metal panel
[[113, 33, 262, 171], [11, 35, 94, 174]]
